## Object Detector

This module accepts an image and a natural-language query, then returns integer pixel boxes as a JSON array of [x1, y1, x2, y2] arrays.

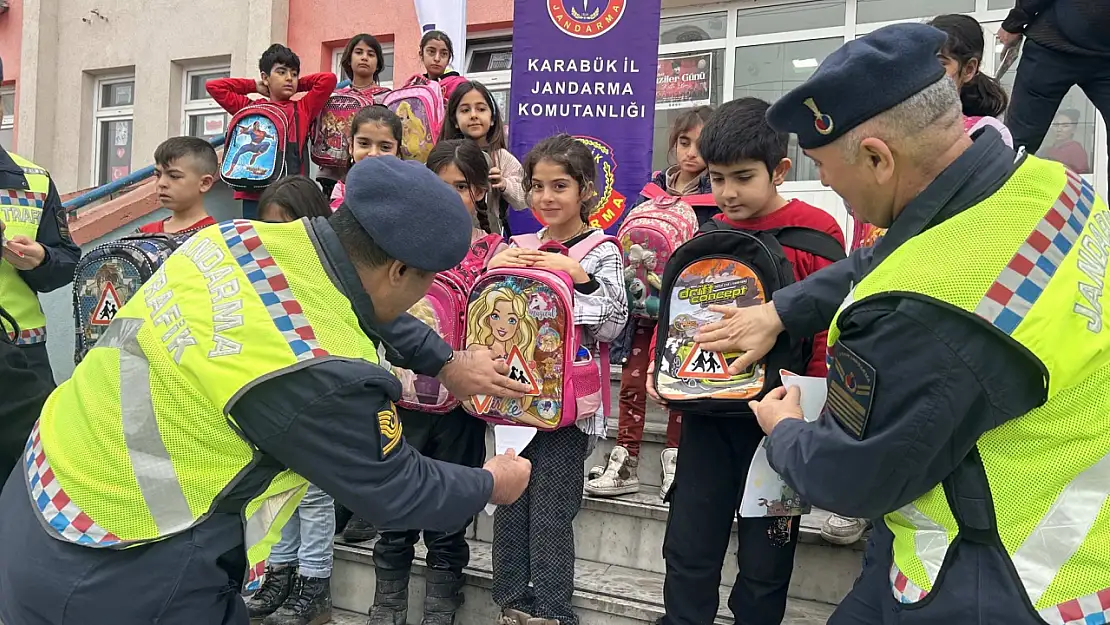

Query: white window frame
[[332, 43, 395, 89], [0, 85, 14, 139], [466, 32, 514, 90], [91, 74, 136, 186], [181, 65, 230, 139]]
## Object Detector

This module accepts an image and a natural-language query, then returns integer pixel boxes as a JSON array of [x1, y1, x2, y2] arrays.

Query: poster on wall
[[508, 0, 663, 235], [656, 52, 712, 110]]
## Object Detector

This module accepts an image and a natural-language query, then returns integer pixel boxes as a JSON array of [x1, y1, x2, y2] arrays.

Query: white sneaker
[[584, 445, 640, 497], [659, 448, 677, 501], [821, 514, 868, 545]]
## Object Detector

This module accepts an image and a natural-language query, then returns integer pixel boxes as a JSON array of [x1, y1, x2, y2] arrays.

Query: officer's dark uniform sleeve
[[772, 245, 873, 340], [764, 298, 1044, 519], [231, 359, 494, 531], [378, 312, 454, 377], [21, 180, 80, 292]]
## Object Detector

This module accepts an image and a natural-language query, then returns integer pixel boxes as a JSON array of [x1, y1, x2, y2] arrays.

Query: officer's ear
[[386, 260, 407, 287], [858, 137, 895, 186]]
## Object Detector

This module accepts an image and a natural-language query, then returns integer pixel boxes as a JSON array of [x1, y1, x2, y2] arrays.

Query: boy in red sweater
[[137, 137, 219, 234], [206, 44, 337, 220], [651, 98, 843, 625]]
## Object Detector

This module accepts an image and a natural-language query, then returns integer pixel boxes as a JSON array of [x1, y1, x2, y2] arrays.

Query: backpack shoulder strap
[[769, 227, 847, 262], [568, 231, 619, 262], [697, 218, 726, 233], [640, 182, 667, 200], [473, 233, 504, 266], [683, 193, 717, 207], [509, 233, 541, 249]]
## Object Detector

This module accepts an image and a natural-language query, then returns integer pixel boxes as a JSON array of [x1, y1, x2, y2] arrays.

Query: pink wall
[[287, 0, 513, 81], [0, 0, 22, 139]]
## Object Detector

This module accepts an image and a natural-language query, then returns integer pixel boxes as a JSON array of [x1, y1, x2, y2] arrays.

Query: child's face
[[708, 158, 789, 221], [489, 300, 519, 341], [529, 159, 589, 230], [420, 39, 451, 78], [675, 124, 706, 176], [351, 122, 399, 163], [154, 156, 214, 213], [350, 42, 378, 81], [263, 63, 299, 101], [259, 202, 293, 223], [437, 163, 485, 217], [456, 90, 492, 143]]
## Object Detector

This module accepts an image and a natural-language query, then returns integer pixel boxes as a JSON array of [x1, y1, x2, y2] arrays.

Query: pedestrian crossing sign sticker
[[472, 394, 494, 414], [90, 282, 122, 326], [505, 345, 542, 395], [677, 344, 732, 380]]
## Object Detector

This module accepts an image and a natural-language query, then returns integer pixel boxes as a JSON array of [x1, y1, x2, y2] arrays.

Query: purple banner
[[508, 0, 662, 235]]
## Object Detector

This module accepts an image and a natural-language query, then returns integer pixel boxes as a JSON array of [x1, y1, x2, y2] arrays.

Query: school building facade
[[4, 0, 1107, 208]]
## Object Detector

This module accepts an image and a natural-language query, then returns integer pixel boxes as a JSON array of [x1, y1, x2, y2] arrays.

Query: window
[[653, 50, 724, 172], [987, 0, 1012, 9], [995, 35, 1098, 175], [332, 44, 395, 88], [467, 36, 514, 139], [660, 11, 728, 44], [0, 87, 13, 148], [855, 0, 974, 24], [183, 67, 230, 141], [734, 1, 845, 37], [93, 76, 135, 185]]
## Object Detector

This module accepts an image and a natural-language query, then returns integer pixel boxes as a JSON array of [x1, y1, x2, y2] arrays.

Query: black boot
[[342, 517, 378, 543], [263, 574, 333, 625], [420, 570, 465, 625], [366, 569, 410, 625], [246, 564, 297, 620]]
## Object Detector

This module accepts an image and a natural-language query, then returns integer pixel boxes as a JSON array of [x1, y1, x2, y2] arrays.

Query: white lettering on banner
[[517, 102, 647, 119], [527, 56, 636, 74], [0, 206, 43, 224], [522, 55, 645, 122], [1074, 212, 1110, 333], [530, 81, 635, 96]]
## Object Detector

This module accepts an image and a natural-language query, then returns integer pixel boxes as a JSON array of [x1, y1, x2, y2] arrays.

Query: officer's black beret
[[343, 155, 473, 273], [767, 23, 948, 150]]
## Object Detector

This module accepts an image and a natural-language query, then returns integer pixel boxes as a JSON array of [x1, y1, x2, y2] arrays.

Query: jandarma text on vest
[[1075, 210, 1109, 333]]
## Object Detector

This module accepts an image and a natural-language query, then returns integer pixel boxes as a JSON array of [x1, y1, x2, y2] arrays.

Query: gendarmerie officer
[[0, 156, 534, 625], [696, 23, 1110, 625]]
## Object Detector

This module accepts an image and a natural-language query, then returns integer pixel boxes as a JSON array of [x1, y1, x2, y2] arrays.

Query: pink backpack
[[616, 182, 704, 319], [463, 231, 615, 430], [310, 86, 388, 168], [396, 234, 503, 413], [383, 77, 446, 163]]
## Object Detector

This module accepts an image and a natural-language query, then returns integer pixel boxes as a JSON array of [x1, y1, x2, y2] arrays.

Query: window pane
[[652, 49, 724, 173], [733, 38, 841, 181], [735, 1, 845, 37], [380, 52, 394, 84], [469, 48, 513, 73], [1, 92, 13, 117], [189, 70, 230, 101], [0, 128, 12, 148], [659, 11, 727, 44], [189, 112, 228, 140], [996, 38, 1097, 175], [988, 0, 1012, 8], [99, 119, 133, 185], [100, 81, 134, 108], [856, 0, 974, 23]]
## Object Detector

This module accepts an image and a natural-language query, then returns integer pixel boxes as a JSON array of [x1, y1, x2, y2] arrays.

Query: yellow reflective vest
[[828, 156, 1110, 622], [0, 151, 51, 344], [25, 219, 381, 591]]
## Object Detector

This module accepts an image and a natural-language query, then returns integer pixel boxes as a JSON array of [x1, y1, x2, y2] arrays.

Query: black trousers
[[20, 342, 56, 389], [662, 413, 800, 625], [1007, 39, 1110, 180], [373, 407, 487, 574], [0, 342, 52, 493]]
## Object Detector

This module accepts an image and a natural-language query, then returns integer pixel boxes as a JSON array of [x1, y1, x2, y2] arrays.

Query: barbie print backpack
[[462, 231, 615, 430], [395, 234, 503, 413]]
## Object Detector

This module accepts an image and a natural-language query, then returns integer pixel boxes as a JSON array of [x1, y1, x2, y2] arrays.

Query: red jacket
[[650, 198, 845, 377], [206, 73, 338, 201]]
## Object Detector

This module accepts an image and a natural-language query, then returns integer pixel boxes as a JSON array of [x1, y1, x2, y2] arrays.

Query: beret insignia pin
[[804, 98, 834, 136]]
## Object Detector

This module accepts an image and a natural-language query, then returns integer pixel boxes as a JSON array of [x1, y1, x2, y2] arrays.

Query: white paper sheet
[[738, 372, 828, 518], [484, 425, 538, 516]]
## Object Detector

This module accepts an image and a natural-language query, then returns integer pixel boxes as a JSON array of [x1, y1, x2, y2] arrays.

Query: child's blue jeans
[[269, 484, 336, 578]]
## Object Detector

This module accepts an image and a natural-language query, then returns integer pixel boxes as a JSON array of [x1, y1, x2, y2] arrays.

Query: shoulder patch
[[825, 342, 875, 440], [378, 403, 403, 459]]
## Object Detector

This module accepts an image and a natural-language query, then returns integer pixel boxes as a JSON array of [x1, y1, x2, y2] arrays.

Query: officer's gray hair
[[839, 76, 963, 163]]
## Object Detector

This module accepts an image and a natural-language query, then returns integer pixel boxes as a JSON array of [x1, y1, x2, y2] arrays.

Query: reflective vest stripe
[[102, 318, 195, 536], [12, 327, 46, 345], [1013, 452, 1110, 607], [972, 171, 1091, 335], [1039, 587, 1110, 624], [890, 564, 929, 604], [219, 220, 329, 362], [243, 483, 305, 592], [890, 503, 949, 588]]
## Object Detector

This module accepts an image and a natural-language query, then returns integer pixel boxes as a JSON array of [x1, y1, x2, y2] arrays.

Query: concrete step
[[470, 487, 863, 607], [331, 538, 836, 625]]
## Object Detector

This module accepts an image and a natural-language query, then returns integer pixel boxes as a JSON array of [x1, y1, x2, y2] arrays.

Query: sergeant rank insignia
[[825, 343, 875, 440], [378, 404, 403, 459]]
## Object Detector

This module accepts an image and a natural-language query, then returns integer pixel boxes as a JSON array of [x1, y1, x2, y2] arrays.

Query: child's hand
[[255, 78, 270, 97], [489, 167, 507, 191], [523, 251, 589, 283], [488, 248, 532, 269]]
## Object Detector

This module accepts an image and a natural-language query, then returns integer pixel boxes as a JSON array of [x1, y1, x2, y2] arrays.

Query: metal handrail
[[62, 79, 354, 213]]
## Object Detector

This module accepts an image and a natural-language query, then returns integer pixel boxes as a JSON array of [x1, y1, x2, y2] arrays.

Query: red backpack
[[396, 233, 503, 413], [309, 86, 389, 168]]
